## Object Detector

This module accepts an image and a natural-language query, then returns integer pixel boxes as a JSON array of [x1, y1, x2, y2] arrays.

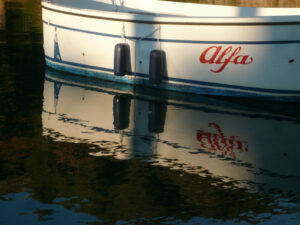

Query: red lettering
[[211, 47, 241, 73], [200, 46, 253, 73], [200, 46, 222, 64], [234, 55, 253, 64], [216, 47, 232, 64]]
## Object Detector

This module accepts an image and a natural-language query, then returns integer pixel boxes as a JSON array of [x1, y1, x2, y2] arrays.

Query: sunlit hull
[[43, 70, 300, 194], [42, 0, 300, 98]]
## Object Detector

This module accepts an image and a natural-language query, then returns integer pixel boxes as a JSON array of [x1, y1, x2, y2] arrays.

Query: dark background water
[[1, 0, 300, 224], [166, 0, 300, 7]]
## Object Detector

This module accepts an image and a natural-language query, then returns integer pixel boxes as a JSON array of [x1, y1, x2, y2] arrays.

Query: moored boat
[[42, 0, 300, 99]]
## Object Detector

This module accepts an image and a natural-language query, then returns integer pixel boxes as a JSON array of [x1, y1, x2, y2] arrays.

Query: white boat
[[42, 0, 300, 99]]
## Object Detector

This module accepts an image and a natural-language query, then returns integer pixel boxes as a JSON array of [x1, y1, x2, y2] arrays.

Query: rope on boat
[[112, 0, 125, 12], [116, 23, 163, 81], [121, 23, 126, 43], [132, 25, 161, 78]]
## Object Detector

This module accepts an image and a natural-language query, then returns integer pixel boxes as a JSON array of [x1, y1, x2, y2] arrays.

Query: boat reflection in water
[[43, 70, 300, 223]]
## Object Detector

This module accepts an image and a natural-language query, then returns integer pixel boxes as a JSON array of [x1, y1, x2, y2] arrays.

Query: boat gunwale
[[41, 2, 300, 26]]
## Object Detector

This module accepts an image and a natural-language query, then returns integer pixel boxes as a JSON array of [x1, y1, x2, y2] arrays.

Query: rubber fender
[[114, 43, 130, 76], [149, 50, 166, 84]]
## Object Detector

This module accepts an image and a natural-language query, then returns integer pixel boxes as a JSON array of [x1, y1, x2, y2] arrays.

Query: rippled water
[[1, 0, 300, 225]]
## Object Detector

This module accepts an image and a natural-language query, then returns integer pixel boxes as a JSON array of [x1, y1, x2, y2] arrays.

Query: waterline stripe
[[43, 20, 300, 45], [45, 56, 300, 95], [45, 56, 114, 73]]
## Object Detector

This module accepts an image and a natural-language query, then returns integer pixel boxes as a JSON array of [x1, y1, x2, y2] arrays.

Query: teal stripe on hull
[[45, 57, 300, 102]]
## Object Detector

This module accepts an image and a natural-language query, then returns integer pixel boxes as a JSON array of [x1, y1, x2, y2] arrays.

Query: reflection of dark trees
[[0, 0, 45, 202], [0, 0, 44, 139], [166, 0, 300, 7], [0, 0, 5, 30], [0, 135, 279, 224]]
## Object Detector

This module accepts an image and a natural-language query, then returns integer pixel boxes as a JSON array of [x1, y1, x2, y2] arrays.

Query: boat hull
[[42, 1, 300, 98]]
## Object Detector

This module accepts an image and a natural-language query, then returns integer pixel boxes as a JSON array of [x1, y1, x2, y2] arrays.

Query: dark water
[[166, 0, 300, 8], [1, 1, 300, 224]]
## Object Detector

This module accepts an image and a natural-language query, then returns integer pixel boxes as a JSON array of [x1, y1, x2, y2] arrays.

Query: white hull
[[42, 0, 300, 98], [43, 70, 300, 194]]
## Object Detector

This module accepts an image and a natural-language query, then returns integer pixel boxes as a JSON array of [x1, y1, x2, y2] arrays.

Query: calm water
[[1, 0, 300, 224]]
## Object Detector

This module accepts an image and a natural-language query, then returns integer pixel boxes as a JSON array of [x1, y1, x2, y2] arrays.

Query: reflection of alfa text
[[197, 122, 249, 159]]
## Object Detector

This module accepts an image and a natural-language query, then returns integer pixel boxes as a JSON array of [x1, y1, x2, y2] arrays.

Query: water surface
[[1, 1, 300, 225]]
